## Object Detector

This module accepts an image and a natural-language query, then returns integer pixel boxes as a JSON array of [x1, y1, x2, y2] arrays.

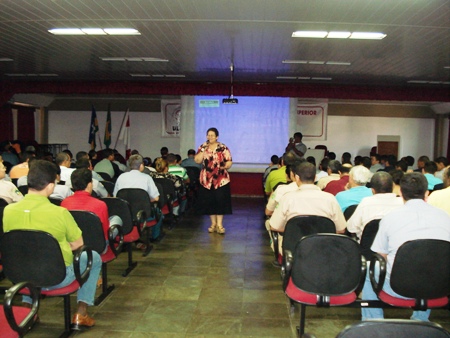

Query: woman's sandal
[[208, 225, 217, 233], [217, 226, 225, 234]]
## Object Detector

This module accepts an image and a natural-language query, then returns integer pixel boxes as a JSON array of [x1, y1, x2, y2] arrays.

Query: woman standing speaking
[[195, 127, 233, 234]]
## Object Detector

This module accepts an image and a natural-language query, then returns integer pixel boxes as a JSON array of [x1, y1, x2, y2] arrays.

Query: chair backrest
[[336, 319, 450, 338], [18, 185, 28, 196], [69, 210, 106, 254], [101, 180, 115, 196], [116, 188, 153, 222], [0, 198, 8, 235], [291, 234, 363, 295], [344, 204, 358, 220], [48, 197, 63, 206], [0, 230, 67, 287], [100, 197, 134, 235], [98, 172, 112, 182], [359, 219, 380, 260], [185, 166, 200, 188], [153, 177, 175, 200], [273, 181, 289, 192], [282, 215, 336, 255], [390, 239, 450, 300]]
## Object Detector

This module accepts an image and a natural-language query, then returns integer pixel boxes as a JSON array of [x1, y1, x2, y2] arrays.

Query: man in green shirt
[[3, 160, 102, 330]]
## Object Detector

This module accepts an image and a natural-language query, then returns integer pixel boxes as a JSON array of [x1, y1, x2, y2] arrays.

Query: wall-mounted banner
[[296, 102, 328, 140], [161, 99, 181, 137]]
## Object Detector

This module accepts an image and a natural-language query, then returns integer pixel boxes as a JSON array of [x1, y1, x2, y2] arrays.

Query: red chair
[[69, 210, 124, 305], [0, 230, 93, 337], [1, 281, 39, 338]]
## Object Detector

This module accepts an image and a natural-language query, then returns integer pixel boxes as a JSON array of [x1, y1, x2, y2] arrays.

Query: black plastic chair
[[0, 197, 8, 236], [274, 215, 335, 267], [336, 319, 450, 338], [0, 230, 93, 337], [100, 197, 142, 276], [69, 210, 124, 305], [1, 281, 40, 338], [97, 172, 112, 182], [359, 219, 380, 260], [17, 185, 28, 196], [184, 166, 201, 208], [48, 197, 63, 206], [101, 180, 115, 196], [369, 239, 450, 311], [283, 234, 366, 337], [344, 204, 358, 220]]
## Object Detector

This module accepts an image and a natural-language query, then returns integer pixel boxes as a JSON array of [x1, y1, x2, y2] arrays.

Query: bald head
[[370, 172, 393, 194]]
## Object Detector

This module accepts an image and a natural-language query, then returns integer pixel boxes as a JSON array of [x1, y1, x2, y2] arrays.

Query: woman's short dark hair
[[207, 127, 219, 136], [28, 160, 58, 191]]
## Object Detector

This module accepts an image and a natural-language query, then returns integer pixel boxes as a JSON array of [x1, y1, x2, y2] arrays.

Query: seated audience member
[[143, 157, 156, 173], [1, 143, 20, 166], [262, 154, 280, 186], [269, 162, 346, 235], [379, 155, 396, 173], [403, 155, 415, 172], [422, 161, 443, 190], [414, 155, 430, 172], [160, 146, 169, 160], [434, 156, 449, 180], [361, 156, 371, 170], [341, 152, 352, 165], [88, 149, 98, 166], [317, 160, 341, 190], [50, 165, 74, 200], [0, 160, 23, 203], [379, 155, 388, 168], [265, 162, 300, 218], [94, 148, 123, 182], [327, 152, 336, 160], [181, 149, 203, 170], [9, 151, 35, 180], [61, 168, 122, 246], [395, 160, 408, 173], [3, 160, 102, 329], [113, 154, 159, 202], [370, 154, 383, 173], [347, 172, 403, 241], [76, 151, 104, 182], [428, 166, 450, 215], [315, 158, 329, 182], [75, 158, 109, 198], [264, 152, 295, 196], [389, 169, 404, 196], [56, 152, 75, 184], [324, 163, 352, 196], [336, 165, 373, 212], [113, 150, 127, 172], [354, 155, 362, 166], [62, 149, 76, 168], [166, 153, 190, 184], [361, 172, 450, 321]]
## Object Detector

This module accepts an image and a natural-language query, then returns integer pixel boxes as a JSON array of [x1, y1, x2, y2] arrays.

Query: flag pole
[[114, 109, 128, 150]]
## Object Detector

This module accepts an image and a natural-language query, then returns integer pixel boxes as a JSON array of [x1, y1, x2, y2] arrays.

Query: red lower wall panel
[[229, 172, 264, 196]]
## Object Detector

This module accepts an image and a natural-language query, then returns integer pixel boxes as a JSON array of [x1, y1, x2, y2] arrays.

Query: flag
[[119, 109, 131, 159], [104, 104, 111, 148], [88, 105, 99, 149]]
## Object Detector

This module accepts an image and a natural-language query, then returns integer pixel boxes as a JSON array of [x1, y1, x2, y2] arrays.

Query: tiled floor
[[2, 196, 449, 337]]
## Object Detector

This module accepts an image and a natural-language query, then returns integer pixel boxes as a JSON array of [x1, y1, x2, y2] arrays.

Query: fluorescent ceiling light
[[308, 61, 325, 65], [283, 60, 351, 66], [276, 76, 297, 79], [0, 58, 13, 62], [5, 73, 58, 77], [165, 74, 185, 78], [350, 32, 386, 40], [49, 28, 140, 35], [81, 28, 107, 35], [444, 66, 450, 69], [407, 80, 448, 84], [292, 30, 386, 40], [326, 61, 351, 66], [101, 57, 168, 62], [103, 28, 140, 35], [327, 31, 351, 39], [130, 74, 151, 77], [282, 60, 308, 64], [311, 77, 332, 81], [298, 77, 311, 80], [292, 31, 327, 38]]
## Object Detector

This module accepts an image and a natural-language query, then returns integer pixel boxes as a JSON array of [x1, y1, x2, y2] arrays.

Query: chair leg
[[299, 304, 307, 337], [62, 295, 73, 337], [122, 243, 137, 277], [95, 263, 115, 305], [143, 227, 153, 257]]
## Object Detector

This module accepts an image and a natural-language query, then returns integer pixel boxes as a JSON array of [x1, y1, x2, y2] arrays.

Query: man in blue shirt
[[336, 165, 373, 212]]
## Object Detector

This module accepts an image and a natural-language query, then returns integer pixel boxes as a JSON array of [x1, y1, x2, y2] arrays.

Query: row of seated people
[[0, 152, 201, 336], [262, 158, 450, 332]]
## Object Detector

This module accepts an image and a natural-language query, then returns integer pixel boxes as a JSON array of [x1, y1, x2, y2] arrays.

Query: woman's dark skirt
[[197, 183, 232, 215]]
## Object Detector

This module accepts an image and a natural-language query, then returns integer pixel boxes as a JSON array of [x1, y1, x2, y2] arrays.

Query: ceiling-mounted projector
[[222, 97, 238, 104]]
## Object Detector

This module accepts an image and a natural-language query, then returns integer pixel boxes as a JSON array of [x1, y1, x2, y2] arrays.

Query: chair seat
[[0, 306, 31, 338], [124, 227, 140, 242], [285, 277, 357, 306], [41, 280, 80, 297], [101, 246, 116, 263], [161, 204, 170, 215], [379, 290, 449, 308]]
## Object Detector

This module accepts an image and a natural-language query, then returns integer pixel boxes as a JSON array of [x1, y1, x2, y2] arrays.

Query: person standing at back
[[194, 127, 232, 234]]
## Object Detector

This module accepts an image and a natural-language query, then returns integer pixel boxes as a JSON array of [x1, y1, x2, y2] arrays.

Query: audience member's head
[[417, 155, 430, 169], [341, 152, 352, 164], [166, 153, 177, 165], [21, 151, 35, 164], [175, 154, 182, 163], [389, 169, 404, 185], [75, 151, 88, 161], [380, 154, 388, 166], [143, 157, 152, 167], [282, 152, 296, 166], [434, 156, 449, 171], [349, 165, 371, 186], [370, 154, 380, 165], [55, 152, 71, 167], [370, 172, 393, 194], [270, 154, 279, 166], [128, 154, 144, 171], [103, 148, 114, 160], [423, 161, 438, 174], [361, 156, 371, 170], [160, 147, 169, 158], [404, 155, 415, 167], [62, 149, 73, 161], [327, 152, 336, 160], [188, 149, 196, 157], [71, 168, 92, 191], [28, 160, 58, 192], [75, 157, 92, 170], [443, 167, 450, 188], [294, 162, 316, 184], [155, 157, 168, 173], [88, 149, 97, 160], [131, 149, 139, 156], [386, 155, 397, 167], [306, 156, 316, 167], [293, 132, 303, 142], [400, 173, 428, 201], [354, 155, 362, 166], [395, 160, 408, 173], [340, 163, 352, 175], [328, 160, 341, 174], [319, 158, 330, 172]]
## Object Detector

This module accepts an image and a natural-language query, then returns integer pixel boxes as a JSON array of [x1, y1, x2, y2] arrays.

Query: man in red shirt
[[61, 168, 121, 246], [324, 163, 352, 196]]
